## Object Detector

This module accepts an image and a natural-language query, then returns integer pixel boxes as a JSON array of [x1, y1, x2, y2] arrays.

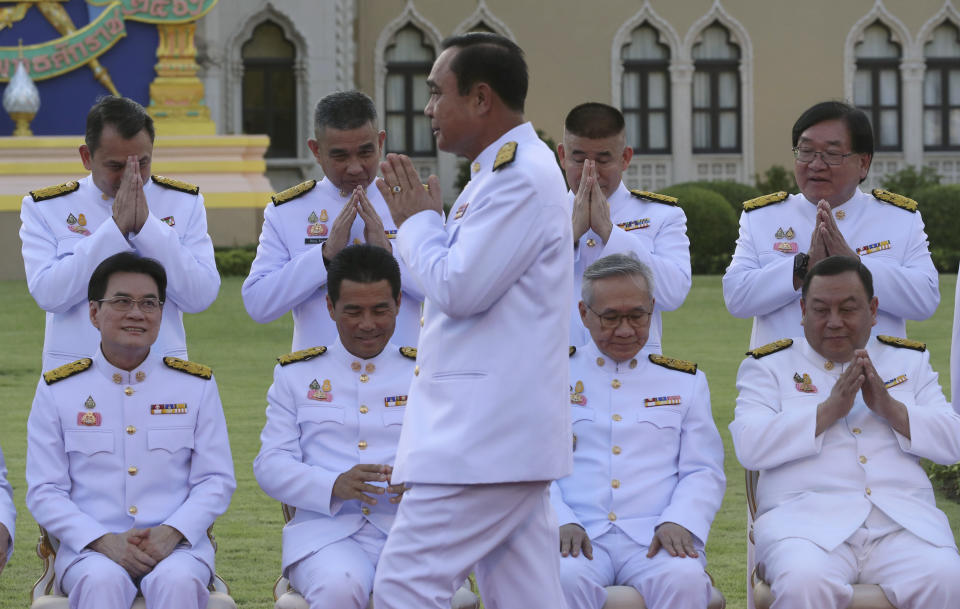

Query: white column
[[670, 61, 695, 183], [901, 59, 925, 169]]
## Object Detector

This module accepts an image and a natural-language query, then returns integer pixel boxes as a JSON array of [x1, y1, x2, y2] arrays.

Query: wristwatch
[[794, 252, 810, 282]]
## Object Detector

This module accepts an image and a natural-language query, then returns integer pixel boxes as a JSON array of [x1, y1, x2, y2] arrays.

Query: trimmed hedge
[[684, 180, 762, 217], [913, 184, 960, 273], [214, 245, 257, 277], [660, 184, 739, 274]]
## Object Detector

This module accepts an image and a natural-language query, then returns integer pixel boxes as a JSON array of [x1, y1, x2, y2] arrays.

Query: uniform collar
[[93, 346, 159, 386], [799, 187, 865, 213], [582, 340, 644, 375], [469, 122, 535, 177], [82, 173, 154, 205], [797, 336, 854, 376], [318, 176, 374, 200], [330, 337, 396, 375]]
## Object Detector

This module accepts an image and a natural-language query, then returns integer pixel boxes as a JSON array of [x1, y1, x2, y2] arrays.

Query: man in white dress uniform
[[730, 255, 960, 609], [371, 32, 573, 609]]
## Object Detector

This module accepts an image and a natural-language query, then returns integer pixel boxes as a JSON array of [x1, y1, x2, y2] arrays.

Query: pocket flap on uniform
[[296, 406, 345, 425], [381, 409, 405, 426], [64, 429, 114, 455], [571, 407, 595, 423], [637, 407, 681, 429], [147, 427, 195, 452]]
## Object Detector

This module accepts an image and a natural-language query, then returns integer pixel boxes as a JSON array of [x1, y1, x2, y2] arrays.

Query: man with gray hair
[[553, 253, 725, 609], [243, 90, 424, 349]]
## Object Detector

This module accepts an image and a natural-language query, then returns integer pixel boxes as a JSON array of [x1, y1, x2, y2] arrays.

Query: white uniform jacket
[[722, 189, 939, 348], [0, 444, 15, 562], [19, 175, 220, 370], [242, 178, 424, 350], [569, 183, 691, 353], [952, 263, 959, 414], [730, 337, 960, 552], [253, 339, 414, 571], [25, 349, 236, 584], [391, 122, 574, 484], [551, 342, 725, 547]]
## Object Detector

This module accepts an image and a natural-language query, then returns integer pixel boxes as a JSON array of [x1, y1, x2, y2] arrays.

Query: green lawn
[[0, 275, 956, 608]]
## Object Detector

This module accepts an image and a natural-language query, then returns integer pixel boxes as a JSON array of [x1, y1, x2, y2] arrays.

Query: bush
[[926, 461, 960, 501], [215, 246, 257, 277], [660, 185, 738, 274], [913, 184, 960, 272], [880, 165, 941, 200], [755, 165, 798, 195], [681, 180, 761, 217]]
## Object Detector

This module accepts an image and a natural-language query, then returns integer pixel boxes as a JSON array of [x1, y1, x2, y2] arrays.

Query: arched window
[[854, 22, 901, 151], [242, 21, 297, 158], [924, 22, 960, 150], [384, 25, 435, 157], [464, 21, 496, 34], [621, 24, 670, 154], [692, 23, 741, 153]]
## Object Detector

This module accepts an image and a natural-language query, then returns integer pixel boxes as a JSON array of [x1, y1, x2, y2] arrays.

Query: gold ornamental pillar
[[148, 19, 215, 135]]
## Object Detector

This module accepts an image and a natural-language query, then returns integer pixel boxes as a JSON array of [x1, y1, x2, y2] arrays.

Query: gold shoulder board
[[163, 357, 213, 379], [43, 358, 92, 385], [277, 345, 327, 366], [746, 338, 793, 359], [272, 179, 317, 206], [492, 141, 517, 171], [877, 335, 926, 352], [743, 191, 788, 213], [151, 175, 200, 195], [648, 354, 697, 375], [569, 345, 577, 357], [871, 189, 917, 213], [399, 346, 418, 359], [630, 189, 679, 206], [30, 180, 79, 202]]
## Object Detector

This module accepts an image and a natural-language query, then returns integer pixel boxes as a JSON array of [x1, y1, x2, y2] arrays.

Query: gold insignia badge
[[308, 211, 318, 223], [399, 346, 418, 359], [151, 175, 200, 195], [877, 335, 926, 352], [43, 358, 93, 385], [775, 227, 785, 239], [743, 191, 788, 213], [319, 209, 328, 222], [493, 141, 517, 171], [746, 338, 793, 359], [872, 189, 918, 213], [163, 357, 213, 379], [277, 346, 328, 366], [30, 180, 79, 202], [84, 395, 96, 409], [648, 354, 697, 374], [322, 379, 332, 392], [272, 179, 317, 206], [569, 345, 577, 357], [629, 189, 679, 205]]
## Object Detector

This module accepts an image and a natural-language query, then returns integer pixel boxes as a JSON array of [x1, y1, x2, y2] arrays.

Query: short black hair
[[440, 32, 527, 113], [564, 103, 625, 139], [88, 252, 167, 303], [802, 255, 874, 302], [327, 245, 401, 306], [85, 96, 155, 156], [313, 90, 378, 137], [792, 101, 874, 156]]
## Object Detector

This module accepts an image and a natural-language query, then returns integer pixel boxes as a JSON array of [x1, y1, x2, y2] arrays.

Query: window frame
[[855, 56, 903, 152], [622, 57, 672, 155], [691, 57, 742, 154]]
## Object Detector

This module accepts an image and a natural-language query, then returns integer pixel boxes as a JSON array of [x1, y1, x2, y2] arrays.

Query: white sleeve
[[893, 351, 960, 465], [722, 211, 798, 319]]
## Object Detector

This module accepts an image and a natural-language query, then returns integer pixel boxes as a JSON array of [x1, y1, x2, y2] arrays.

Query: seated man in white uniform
[[254, 244, 416, 608], [730, 255, 960, 609], [25, 252, 236, 609], [0, 443, 14, 574], [554, 253, 725, 609]]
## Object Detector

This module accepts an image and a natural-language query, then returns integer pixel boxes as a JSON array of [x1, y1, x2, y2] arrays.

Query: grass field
[[0, 275, 956, 608]]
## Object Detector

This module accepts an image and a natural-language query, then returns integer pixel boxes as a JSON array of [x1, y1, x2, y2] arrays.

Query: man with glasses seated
[[26, 252, 236, 609], [553, 253, 725, 609], [722, 100, 939, 350]]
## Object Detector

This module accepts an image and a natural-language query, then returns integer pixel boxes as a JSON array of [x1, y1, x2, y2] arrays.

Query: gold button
[[126, 425, 136, 435], [112, 373, 122, 384], [629, 359, 637, 369], [360, 374, 369, 383], [866, 487, 872, 495], [102, 193, 111, 201], [359, 406, 369, 414], [612, 379, 621, 389], [362, 506, 371, 515], [366, 363, 375, 373], [608, 512, 617, 521], [859, 455, 867, 464], [612, 414, 622, 422], [124, 387, 134, 396], [472, 162, 480, 173], [351, 361, 362, 372], [852, 427, 862, 434], [824, 361, 835, 371], [414, 365, 420, 376], [358, 441, 368, 450], [611, 479, 620, 489], [586, 239, 596, 247], [612, 445, 621, 455], [836, 209, 846, 220], [135, 371, 146, 382], [420, 317, 424, 327], [596, 357, 605, 367], [128, 466, 138, 476], [128, 506, 137, 515], [353, 238, 361, 245]]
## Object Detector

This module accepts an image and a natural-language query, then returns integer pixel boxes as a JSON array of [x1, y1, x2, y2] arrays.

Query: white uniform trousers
[[759, 508, 960, 609], [60, 547, 210, 609], [373, 481, 567, 609], [287, 520, 386, 609], [560, 527, 710, 609]]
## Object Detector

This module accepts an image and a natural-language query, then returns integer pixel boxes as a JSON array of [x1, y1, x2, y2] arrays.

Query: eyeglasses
[[96, 296, 163, 313], [586, 305, 651, 329], [793, 147, 859, 166]]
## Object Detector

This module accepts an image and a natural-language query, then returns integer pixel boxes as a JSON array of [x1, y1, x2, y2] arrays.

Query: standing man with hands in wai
[[243, 91, 424, 350], [19, 96, 219, 372], [559, 103, 691, 353], [371, 32, 574, 609]]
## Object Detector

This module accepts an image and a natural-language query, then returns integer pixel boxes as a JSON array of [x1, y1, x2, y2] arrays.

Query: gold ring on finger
[[392, 185, 402, 194]]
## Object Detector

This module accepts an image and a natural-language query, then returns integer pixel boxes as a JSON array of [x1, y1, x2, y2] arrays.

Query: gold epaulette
[[630, 189, 678, 206], [272, 179, 317, 205], [872, 189, 918, 213], [569, 345, 577, 357], [400, 346, 417, 359], [277, 346, 327, 366], [30, 180, 79, 202], [163, 357, 213, 379], [648, 354, 697, 375], [877, 335, 926, 352], [152, 175, 200, 195], [43, 358, 92, 385], [743, 191, 788, 213], [746, 338, 793, 359], [493, 141, 517, 171]]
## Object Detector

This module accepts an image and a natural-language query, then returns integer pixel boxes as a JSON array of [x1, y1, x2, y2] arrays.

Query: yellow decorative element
[[151, 175, 199, 195], [743, 191, 788, 212], [9, 110, 33, 135], [32, 1, 120, 95], [648, 354, 698, 375], [29, 180, 79, 202], [877, 335, 926, 352], [163, 356, 213, 379], [277, 346, 327, 366], [399, 346, 418, 359], [872, 189, 918, 213], [43, 357, 92, 385], [630, 189, 678, 205], [147, 20, 215, 135], [492, 141, 517, 171], [569, 345, 576, 357], [0, 3, 30, 33], [272, 180, 317, 206], [746, 338, 794, 359]]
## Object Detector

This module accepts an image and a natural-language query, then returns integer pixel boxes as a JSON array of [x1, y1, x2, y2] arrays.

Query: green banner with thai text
[[88, 0, 218, 23]]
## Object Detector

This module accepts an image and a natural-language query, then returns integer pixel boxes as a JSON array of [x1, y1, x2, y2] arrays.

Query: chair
[[746, 470, 895, 609], [272, 504, 479, 609], [601, 574, 725, 608], [30, 525, 236, 609]]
